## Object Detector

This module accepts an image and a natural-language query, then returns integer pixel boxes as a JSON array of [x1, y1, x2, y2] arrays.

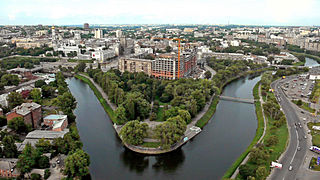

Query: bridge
[[272, 65, 305, 69], [219, 96, 255, 104]]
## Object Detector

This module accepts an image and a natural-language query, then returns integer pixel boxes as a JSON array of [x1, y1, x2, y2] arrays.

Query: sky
[[0, 0, 319, 26]]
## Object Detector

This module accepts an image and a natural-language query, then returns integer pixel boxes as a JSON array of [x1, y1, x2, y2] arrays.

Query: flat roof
[[44, 114, 67, 120], [26, 129, 69, 139]]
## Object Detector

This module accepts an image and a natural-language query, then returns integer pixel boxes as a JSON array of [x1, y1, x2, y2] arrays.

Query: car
[[289, 165, 293, 171], [301, 111, 305, 114], [304, 135, 307, 139], [298, 146, 301, 151]]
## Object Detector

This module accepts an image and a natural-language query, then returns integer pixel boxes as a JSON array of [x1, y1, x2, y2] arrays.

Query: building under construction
[[119, 49, 197, 80]]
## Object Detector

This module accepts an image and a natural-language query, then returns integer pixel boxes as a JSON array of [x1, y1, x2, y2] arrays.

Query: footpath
[[77, 74, 206, 154]]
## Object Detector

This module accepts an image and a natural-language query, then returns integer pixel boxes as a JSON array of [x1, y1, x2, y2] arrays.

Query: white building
[[94, 29, 103, 39], [230, 40, 240, 46], [92, 50, 116, 63], [116, 30, 122, 38], [0, 93, 9, 107]]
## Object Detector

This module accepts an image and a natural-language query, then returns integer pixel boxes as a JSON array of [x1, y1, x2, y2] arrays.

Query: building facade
[[6, 102, 42, 129]]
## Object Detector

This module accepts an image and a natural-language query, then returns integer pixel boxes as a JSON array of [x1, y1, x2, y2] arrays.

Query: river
[[305, 57, 319, 67], [66, 75, 261, 180]]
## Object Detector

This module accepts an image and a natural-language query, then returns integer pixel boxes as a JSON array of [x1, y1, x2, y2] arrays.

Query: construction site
[[118, 38, 198, 79]]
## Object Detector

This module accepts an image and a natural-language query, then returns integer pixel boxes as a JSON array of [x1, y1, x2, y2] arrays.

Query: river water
[[305, 57, 319, 67], [66, 75, 261, 180]]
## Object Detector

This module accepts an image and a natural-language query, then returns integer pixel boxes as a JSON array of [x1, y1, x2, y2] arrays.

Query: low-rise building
[[43, 114, 68, 131], [0, 159, 19, 178], [6, 102, 42, 128]]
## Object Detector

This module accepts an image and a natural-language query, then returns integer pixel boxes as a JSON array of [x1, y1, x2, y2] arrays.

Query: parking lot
[[281, 74, 315, 102]]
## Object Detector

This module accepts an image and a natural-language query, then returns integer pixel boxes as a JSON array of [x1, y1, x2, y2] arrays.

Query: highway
[[269, 77, 308, 180]]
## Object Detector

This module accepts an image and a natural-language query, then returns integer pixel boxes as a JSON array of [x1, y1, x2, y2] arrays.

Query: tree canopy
[[120, 120, 148, 145]]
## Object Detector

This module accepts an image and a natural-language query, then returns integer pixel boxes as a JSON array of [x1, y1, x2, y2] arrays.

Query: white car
[[289, 165, 293, 171]]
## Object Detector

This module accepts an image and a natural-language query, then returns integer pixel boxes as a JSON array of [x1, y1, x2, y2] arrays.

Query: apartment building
[[6, 102, 42, 129]]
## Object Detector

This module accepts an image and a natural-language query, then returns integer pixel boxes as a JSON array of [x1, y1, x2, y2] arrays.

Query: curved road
[[269, 77, 307, 180]]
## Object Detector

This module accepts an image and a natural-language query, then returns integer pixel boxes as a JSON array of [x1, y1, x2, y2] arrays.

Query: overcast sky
[[0, 0, 319, 26]]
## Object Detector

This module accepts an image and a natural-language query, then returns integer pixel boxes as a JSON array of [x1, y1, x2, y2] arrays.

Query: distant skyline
[[1, 0, 319, 26]]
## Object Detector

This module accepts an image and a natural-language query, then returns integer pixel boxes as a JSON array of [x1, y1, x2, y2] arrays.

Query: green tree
[[296, 99, 302, 106], [249, 147, 270, 165], [35, 138, 52, 153], [115, 105, 127, 125], [75, 62, 86, 72], [38, 155, 50, 169], [1, 74, 20, 86], [30, 88, 42, 103], [255, 166, 268, 180], [64, 149, 90, 178], [178, 109, 192, 124], [2, 135, 18, 158], [30, 173, 41, 180], [17, 143, 36, 175], [24, 62, 34, 69], [265, 135, 279, 147], [41, 85, 56, 98], [239, 164, 256, 179], [154, 116, 186, 148], [0, 116, 7, 127], [7, 91, 24, 109], [120, 120, 148, 145], [204, 70, 212, 79], [8, 117, 29, 133], [56, 92, 76, 119], [44, 169, 51, 179]]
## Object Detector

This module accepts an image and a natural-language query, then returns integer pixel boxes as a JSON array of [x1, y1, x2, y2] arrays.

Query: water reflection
[[120, 149, 149, 174], [152, 149, 185, 173]]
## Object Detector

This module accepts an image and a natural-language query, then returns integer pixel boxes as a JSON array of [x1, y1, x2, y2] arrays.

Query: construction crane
[[151, 37, 183, 78]]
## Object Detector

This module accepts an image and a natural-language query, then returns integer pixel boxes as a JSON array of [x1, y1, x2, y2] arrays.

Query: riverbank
[[74, 74, 116, 122], [223, 81, 266, 178], [291, 51, 320, 63], [75, 74, 202, 155], [75, 68, 266, 155], [196, 69, 266, 128]]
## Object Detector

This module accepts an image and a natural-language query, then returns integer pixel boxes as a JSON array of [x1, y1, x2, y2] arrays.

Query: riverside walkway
[[78, 74, 203, 154], [219, 95, 255, 104]]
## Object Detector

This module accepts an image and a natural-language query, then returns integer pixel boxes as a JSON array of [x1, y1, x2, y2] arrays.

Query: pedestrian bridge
[[219, 96, 255, 104]]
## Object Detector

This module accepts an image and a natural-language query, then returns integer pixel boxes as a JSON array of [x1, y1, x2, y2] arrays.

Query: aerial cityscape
[[1, 0, 320, 179]]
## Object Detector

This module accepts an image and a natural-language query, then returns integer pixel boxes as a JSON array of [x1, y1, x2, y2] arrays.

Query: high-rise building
[[51, 26, 56, 40], [116, 30, 122, 38], [119, 49, 197, 80], [83, 23, 89, 29], [94, 29, 103, 39]]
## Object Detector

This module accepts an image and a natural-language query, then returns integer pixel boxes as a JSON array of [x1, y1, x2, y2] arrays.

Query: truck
[[310, 146, 320, 154]]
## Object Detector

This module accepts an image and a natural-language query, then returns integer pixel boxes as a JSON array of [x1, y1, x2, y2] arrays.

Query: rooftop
[[26, 129, 69, 139]]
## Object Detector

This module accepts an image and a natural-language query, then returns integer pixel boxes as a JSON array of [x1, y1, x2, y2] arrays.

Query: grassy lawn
[[154, 95, 168, 106], [233, 85, 288, 179], [141, 142, 161, 148], [310, 80, 320, 103], [307, 122, 320, 147], [195, 96, 219, 128], [223, 82, 265, 178], [155, 107, 165, 122], [293, 61, 305, 66], [292, 100, 316, 113], [75, 74, 117, 123], [67, 59, 93, 63], [309, 157, 320, 171]]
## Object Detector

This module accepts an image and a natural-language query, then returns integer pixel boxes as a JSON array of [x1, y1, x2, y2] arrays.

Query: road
[[269, 77, 308, 180]]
